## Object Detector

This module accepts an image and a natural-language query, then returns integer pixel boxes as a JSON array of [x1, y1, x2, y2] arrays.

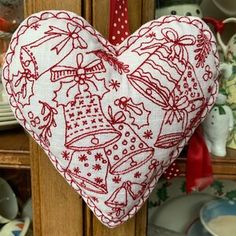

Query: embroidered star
[[109, 79, 120, 91], [94, 177, 103, 184], [94, 153, 103, 161], [143, 130, 153, 139], [112, 175, 122, 184], [31, 23, 41, 30], [93, 164, 102, 171], [146, 32, 156, 38], [134, 171, 141, 178], [78, 154, 88, 162], [73, 167, 81, 174], [61, 151, 70, 160]]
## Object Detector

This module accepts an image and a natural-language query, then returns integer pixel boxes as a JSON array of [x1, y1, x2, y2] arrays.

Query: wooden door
[[27, 0, 155, 235]]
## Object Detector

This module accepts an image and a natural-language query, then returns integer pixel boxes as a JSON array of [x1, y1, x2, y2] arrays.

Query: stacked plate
[[0, 84, 19, 131]]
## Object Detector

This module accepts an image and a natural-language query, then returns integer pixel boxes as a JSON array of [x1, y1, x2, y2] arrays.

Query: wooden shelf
[[178, 148, 236, 179], [0, 127, 30, 169]]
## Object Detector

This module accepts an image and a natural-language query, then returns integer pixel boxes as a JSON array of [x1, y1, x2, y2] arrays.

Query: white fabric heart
[[2, 11, 219, 227]]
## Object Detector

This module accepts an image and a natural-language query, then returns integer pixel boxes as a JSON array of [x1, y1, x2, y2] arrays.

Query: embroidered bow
[[45, 23, 88, 54], [163, 94, 189, 125], [162, 28, 195, 64], [51, 53, 108, 106]]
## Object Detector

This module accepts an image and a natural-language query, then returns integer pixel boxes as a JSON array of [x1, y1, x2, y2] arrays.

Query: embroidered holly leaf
[[90, 49, 130, 74], [13, 72, 35, 107], [114, 97, 151, 129], [38, 101, 58, 146], [194, 30, 212, 68]]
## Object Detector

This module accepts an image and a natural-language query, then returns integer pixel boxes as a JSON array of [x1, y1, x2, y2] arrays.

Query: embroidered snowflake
[[93, 164, 101, 171], [146, 32, 156, 38], [143, 130, 153, 139], [73, 167, 81, 174], [78, 154, 88, 162], [94, 153, 103, 161], [94, 177, 103, 184], [134, 172, 141, 178], [208, 85, 213, 94], [90, 196, 99, 202], [31, 23, 41, 30], [61, 150, 70, 160], [109, 79, 120, 91], [112, 175, 122, 184]]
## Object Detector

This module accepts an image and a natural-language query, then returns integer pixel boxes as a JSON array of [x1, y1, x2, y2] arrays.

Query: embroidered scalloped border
[[2, 10, 219, 227]]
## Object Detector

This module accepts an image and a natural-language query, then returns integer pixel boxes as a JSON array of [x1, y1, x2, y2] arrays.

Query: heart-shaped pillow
[[2, 11, 219, 227]]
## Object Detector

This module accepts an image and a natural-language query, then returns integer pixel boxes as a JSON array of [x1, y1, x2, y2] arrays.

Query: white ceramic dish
[[0, 177, 18, 223], [200, 199, 236, 236], [149, 192, 217, 233], [148, 224, 185, 236], [0, 217, 30, 236], [22, 198, 32, 222]]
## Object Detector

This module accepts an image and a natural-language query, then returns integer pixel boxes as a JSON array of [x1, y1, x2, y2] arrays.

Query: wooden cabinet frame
[[24, 0, 154, 235], [1, 1, 236, 235]]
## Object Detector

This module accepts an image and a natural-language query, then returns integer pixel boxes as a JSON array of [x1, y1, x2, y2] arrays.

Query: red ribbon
[[203, 17, 225, 34], [109, 0, 181, 181], [186, 127, 213, 193], [109, 0, 130, 45], [109, 0, 214, 189]]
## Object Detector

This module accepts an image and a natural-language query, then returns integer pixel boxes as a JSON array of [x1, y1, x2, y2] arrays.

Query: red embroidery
[[114, 97, 151, 129], [194, 30, 213, 68], [2, 11, 219, 227], [90, 50, 130, 74], [45, 23, 88, 53]]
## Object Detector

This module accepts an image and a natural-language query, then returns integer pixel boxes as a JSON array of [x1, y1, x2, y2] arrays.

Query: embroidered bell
[[20, 24, 88, 77], [126, 181, 147, 200], [128, 27, 195, 106], [64, 94, 121, 151], [105, 181, 146, 208], [155, 63, 204, 148], [106, 109, 154, 175], [105, 182, 128, 208], [65, 149, 109, 194]]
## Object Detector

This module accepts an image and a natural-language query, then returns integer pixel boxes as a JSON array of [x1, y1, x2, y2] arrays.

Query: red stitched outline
[[2, 10, 219, 227]]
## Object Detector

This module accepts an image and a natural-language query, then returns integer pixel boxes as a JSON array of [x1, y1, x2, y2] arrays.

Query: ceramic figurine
[[217, 17, 236, 149], [155, 0, 203, 18], [202, 91, 234, 157]]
